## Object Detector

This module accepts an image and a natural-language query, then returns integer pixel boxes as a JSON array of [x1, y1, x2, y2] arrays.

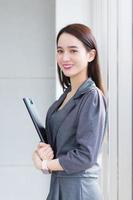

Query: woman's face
[[57, 33, 93, 78]]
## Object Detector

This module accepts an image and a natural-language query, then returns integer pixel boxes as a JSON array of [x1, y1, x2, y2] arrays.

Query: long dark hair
[[56, 23, 105, 95]]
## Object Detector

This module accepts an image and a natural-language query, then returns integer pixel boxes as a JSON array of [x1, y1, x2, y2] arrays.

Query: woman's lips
[[63, 64, 73, 69]]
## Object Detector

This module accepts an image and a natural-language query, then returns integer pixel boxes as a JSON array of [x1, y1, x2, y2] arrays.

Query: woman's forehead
[[57, 33, 84, 48]]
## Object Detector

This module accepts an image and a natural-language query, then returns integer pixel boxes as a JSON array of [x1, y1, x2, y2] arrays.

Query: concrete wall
[[0, 0, 55, 199], [91, 0, 132, 199]]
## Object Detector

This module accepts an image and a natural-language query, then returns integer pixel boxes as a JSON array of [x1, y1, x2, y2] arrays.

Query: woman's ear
[[88, 49, 96, 62]]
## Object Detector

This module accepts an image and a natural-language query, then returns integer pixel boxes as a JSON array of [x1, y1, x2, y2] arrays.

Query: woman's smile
[[62, 63, 73, 69]]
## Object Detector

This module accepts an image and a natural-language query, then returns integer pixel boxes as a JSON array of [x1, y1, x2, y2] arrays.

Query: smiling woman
[[56, 24, 104, 95], [57, 33, 96, 81], [32, 23, 107, 200]]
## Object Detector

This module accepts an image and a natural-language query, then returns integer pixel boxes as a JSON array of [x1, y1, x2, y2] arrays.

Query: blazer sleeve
[[58, 89, 107, 174]]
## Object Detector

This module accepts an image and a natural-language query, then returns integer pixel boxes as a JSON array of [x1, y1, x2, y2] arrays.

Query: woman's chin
[[64, 73, 74, 78], [63, 71, 76, 78]]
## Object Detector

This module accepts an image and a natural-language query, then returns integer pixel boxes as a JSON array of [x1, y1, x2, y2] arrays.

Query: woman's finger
[[37, 145, 53, 156], [46, 151, 54, 160], [37, 143, 51, 152], [42, 148, 54, 160], [37, 142, 47, 149], [32, 151, 42, 169], [37, 146, 54, 160]]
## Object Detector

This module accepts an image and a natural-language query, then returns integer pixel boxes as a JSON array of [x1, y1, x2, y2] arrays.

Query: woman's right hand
[[32, 150, 42, 170]]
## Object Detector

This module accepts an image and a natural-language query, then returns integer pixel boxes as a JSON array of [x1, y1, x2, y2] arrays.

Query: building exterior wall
[[0, 1, 55, 199]]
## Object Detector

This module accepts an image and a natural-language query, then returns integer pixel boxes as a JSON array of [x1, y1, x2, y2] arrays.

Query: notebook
[[23, 97, 48, 143]]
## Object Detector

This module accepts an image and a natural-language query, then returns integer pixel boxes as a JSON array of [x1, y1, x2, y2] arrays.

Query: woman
[[32, 23, 107, 200]]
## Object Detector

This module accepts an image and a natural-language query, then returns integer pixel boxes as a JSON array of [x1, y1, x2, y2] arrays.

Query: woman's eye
[[71, 50, 78, 53], [57, 49, 63, 54]]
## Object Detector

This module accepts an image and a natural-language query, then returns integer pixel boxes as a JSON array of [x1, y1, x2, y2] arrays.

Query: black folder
[[23, 98, 47, 143]]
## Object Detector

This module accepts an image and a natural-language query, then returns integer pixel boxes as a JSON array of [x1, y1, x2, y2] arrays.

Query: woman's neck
[[70, 74, 88, 94]]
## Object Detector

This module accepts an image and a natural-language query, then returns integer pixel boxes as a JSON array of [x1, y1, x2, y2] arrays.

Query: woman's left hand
[[36, 142, 54, 161]]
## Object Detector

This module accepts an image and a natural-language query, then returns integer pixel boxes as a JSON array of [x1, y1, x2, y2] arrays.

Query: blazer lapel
[[52, 99, 77, 146], [52, 78, 96, 147], [47, 77, 96, 146]]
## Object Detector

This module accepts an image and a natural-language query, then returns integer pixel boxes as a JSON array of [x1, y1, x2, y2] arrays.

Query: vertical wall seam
[[131, 0, 133, 198], [116, 0, 119, 199]]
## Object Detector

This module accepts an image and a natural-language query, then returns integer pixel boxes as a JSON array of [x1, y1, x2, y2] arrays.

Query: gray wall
[[91, 1, 132, 200], [0, 0, 55, 199]]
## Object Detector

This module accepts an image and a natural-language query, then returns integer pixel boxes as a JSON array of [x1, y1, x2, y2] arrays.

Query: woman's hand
[[36, 142, 54, 161], [32, 150, 42, 170]]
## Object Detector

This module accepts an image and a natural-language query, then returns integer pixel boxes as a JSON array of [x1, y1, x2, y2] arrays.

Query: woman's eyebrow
[[57, 46, 79, 49]]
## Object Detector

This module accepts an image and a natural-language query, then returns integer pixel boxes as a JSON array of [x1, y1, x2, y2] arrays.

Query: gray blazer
[[45, 78, 107, 177]]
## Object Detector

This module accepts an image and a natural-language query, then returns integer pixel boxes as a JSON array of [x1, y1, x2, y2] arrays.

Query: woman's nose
[[62, 52, 70, 61]]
